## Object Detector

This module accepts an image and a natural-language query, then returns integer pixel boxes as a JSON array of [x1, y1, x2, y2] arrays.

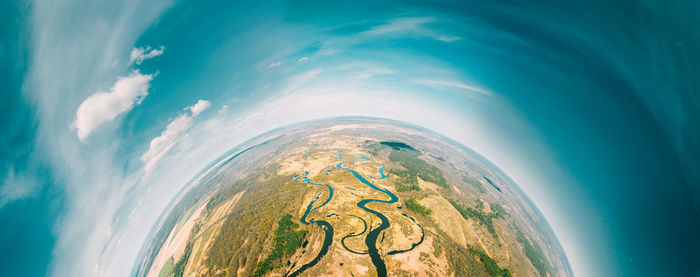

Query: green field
[[158, 257, 174, 277]]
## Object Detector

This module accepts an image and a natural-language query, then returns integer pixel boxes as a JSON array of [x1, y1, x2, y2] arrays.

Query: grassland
[[448, 199, 503, 239], [517, 231, 550, 277]]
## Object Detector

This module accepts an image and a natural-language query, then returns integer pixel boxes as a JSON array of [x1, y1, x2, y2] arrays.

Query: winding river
[[335, 150, 398, 277], [288, 172, 335, 277], [290, 146, 424, 277]]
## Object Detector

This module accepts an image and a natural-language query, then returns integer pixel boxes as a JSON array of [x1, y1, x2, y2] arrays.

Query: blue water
[[334, 150, 425, 276], [335, 152, 397, 277], [341, 215, 369, 255], [289, 172, 335, 277]]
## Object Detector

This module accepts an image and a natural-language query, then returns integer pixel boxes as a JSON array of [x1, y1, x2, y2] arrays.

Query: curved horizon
[[1, 1, 698, 276]]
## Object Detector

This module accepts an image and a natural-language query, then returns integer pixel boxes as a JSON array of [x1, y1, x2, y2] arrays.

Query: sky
[[1, 0, 699, 276]]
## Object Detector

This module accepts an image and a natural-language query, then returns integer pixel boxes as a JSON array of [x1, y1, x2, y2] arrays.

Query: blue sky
[[1, 0, 699, 276]]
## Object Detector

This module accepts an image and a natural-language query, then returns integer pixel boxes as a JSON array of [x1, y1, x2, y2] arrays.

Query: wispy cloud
[[24, 0, 175, 276], [281, 69, 321, 95], [316, 16, 460, 59], [364, 17, 434, 35], [268, 61, 282, 67], [363, 16, 461, 42], [0, 168, 40, 208], [129, 46, 165, 65], [415, 79, 492, 96], [140, 100, 211, 174], [339, 62, 394, 79], [72, 71, 153, 142], [298, 56, 309, 62]]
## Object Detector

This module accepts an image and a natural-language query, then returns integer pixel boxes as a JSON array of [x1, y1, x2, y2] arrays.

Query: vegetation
[[391, 169, 421, 192], [448, 199, 503, 239], [397, 183, 421, 192], [433, 233, 487, 276], [464, 176, 486, 193], [364, 142, 381, 156], [172, 242, 193, 277], [404, 198, 432, 216], [490, 203, 507, 216], [158, 257, 174, 277], [173, 204, 199, 237], [206, 170, 308, 276], [252, 214, 308, 277], [191, 228, 215, 262], [469, 246, 511, 277], [388, 149, 450, 189], [517, 231, 550, 277]]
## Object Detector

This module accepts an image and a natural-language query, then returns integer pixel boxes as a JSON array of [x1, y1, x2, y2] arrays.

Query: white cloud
[[72, 71, 153, 142], [140, 115, 192, 174], [187, 99, 211, 116], [218, 105, 229, 115], [415, 79, 492, 96], [298, 56, 308, 62], [268, 61, 282, 67], [363, 17, 461, 42], [140, 100, 210, 174], [129, 46, 165, 65]]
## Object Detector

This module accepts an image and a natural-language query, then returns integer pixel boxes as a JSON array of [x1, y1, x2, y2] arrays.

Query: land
[[138, 119, 571, 277]]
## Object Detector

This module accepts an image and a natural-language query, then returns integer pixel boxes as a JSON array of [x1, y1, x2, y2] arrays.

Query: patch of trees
[[388, 149, 450, 190], [252, 214, 308, 277], [172, 242, 193, 277], [405, 198, 432, 216], [390, 169, 421, 192], [469, 246, 512, 277]]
